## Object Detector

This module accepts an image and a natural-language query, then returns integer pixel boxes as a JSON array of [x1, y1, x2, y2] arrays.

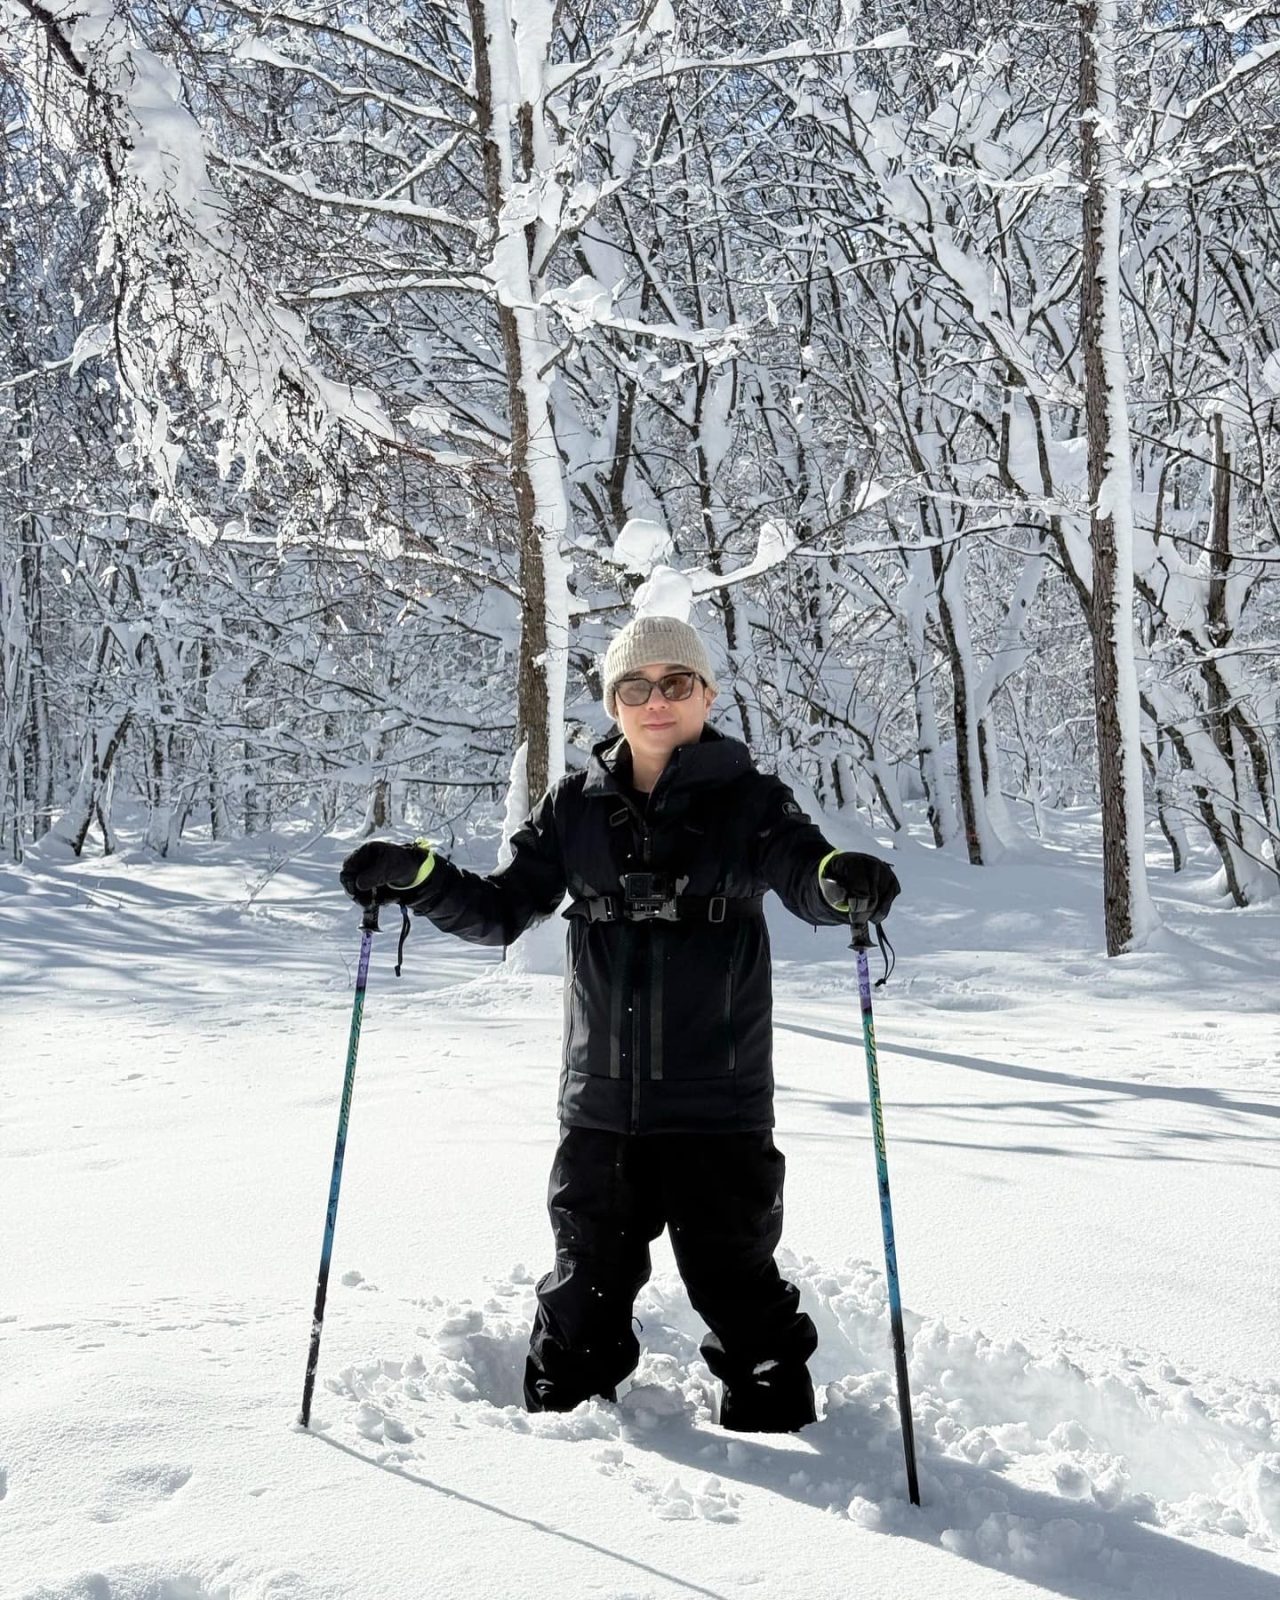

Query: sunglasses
[[614, 670, 704, 707]]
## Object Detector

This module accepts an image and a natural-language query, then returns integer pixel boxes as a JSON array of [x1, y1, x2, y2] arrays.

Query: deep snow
[[1, 807, 1278, 1600]]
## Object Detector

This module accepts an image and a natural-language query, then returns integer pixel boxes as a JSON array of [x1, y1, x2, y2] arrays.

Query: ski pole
[[850, 911, 920, 1506], [299, 899, 379, 1428]]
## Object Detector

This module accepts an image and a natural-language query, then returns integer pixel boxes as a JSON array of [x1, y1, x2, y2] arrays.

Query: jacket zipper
[[630, 816, 651, 1131], [630, 935, 644, 1131], [724, 955, 736, 1074]]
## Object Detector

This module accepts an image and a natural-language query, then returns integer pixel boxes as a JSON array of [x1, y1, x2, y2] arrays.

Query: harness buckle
[[588, 897, 618, 923], [707, 895, 727, 924]]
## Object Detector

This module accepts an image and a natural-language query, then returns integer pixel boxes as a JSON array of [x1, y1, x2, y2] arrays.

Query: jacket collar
[[582, 723, 753, 800]]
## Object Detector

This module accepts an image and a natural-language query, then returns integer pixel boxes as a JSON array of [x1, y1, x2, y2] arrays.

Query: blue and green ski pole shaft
[[299, 900, 379, 1428], [851, 912, 920, 1505]]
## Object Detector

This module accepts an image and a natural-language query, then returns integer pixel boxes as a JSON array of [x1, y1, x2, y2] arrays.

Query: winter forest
[[6, 4, 1280, 1597], [4, 0, 1279, 951]]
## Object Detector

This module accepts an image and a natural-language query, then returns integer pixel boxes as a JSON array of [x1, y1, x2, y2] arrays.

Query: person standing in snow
[[340, 615, 899, 1431]]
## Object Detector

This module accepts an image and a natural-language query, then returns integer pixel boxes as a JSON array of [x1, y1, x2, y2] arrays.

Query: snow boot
[[719, 1362, 816, 1433]]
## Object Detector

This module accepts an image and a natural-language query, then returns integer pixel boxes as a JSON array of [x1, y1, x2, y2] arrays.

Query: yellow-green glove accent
[[818, 847, 848, 912], [391, 838, 437, 892]]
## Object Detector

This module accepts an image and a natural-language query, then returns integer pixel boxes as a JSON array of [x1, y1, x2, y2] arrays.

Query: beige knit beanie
[[602, 615, 717, 716]]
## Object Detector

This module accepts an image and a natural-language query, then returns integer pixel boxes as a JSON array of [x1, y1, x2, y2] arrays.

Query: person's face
[[613, 662, 716, 767]]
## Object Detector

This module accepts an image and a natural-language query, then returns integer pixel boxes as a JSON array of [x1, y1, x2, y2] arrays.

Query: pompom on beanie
[[602, 615, 717, 716]]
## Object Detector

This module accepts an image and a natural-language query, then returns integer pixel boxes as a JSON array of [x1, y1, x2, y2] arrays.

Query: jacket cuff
[[817, 848, 849, 913], [395, 840, 439, 900]]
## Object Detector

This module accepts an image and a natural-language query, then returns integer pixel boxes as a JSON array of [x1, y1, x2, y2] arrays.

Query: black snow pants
[[524, 1127, 819, 1431]]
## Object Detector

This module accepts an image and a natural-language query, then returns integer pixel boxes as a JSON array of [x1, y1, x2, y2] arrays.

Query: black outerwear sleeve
[[751, 778, 848, 928], [404, 786, 567, 947]]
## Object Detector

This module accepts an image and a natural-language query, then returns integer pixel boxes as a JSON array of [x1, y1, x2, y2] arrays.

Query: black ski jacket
[[407, 727, 847, 1134]]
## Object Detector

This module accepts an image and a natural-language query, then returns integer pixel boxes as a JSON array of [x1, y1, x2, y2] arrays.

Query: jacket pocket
[[659, 925, 740, 1080], [564, 923, 626, 1080], [562, 960, 579, 1059]]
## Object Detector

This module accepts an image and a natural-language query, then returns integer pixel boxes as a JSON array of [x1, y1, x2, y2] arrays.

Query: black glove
[[339, 839, 434, 907], [819, 851, 900, 923]]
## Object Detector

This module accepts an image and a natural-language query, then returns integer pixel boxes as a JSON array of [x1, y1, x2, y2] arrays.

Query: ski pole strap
[[850, 918, 896, 987], [873, 923, 895, 988], [395, 902, 411, 977]]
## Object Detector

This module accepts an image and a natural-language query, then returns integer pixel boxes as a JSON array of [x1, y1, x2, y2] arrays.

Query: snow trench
[[313, 1254, 1280, 1583]]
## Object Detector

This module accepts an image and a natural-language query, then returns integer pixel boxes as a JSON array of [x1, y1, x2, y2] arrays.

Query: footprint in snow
[[355, 1403, 414, 1446], [88, 1463, 193, 1522], [591, 1448, 741, 1523], [648, 1472, 741, 1523], [19, 1566, 306, 1600]]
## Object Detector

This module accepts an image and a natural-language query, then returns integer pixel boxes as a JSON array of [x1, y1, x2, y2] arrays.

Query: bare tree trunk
[[58, 714, 132, 857], [146, 722, 175, 856], [200, 640, 231, 841], [1145, 727, 1187, 874], [0, 519, 30, 862], [1144, 681, 1253, 905], [363, 773, 390, 834], [1205, 411, 1233, 769], [930, 531, 998, 864], [903, 555, 954, 849], [1080, 0, 1159, 953], [1, 233, 49, 853], [974, 546, 1048, 846], [468, 0, 569, 803], [690, 373, 760, 752], [1199, 413, 1273, 896], [19, 527, 53, 839]]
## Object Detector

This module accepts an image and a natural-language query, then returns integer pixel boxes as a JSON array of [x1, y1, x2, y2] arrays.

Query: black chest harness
[[565, 779, 760, 926], [566, 871, 763, 925]]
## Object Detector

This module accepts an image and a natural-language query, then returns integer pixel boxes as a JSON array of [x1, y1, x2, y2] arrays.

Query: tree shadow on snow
[[776, 1020, 1280, 1125], [616, 1411, 1280, 1600], [309, 1431, 735, 1600], [0, 857, 488, 1003], [311, 1403, 1278, 1600]]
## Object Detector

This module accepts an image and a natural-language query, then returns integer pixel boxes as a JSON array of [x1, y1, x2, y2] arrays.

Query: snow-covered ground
[[2, 810, 1278, 1600]]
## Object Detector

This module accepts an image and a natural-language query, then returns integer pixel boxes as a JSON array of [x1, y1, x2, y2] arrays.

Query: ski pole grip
[[361, 901, 381, 933], [848, 911, 872, 952]]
